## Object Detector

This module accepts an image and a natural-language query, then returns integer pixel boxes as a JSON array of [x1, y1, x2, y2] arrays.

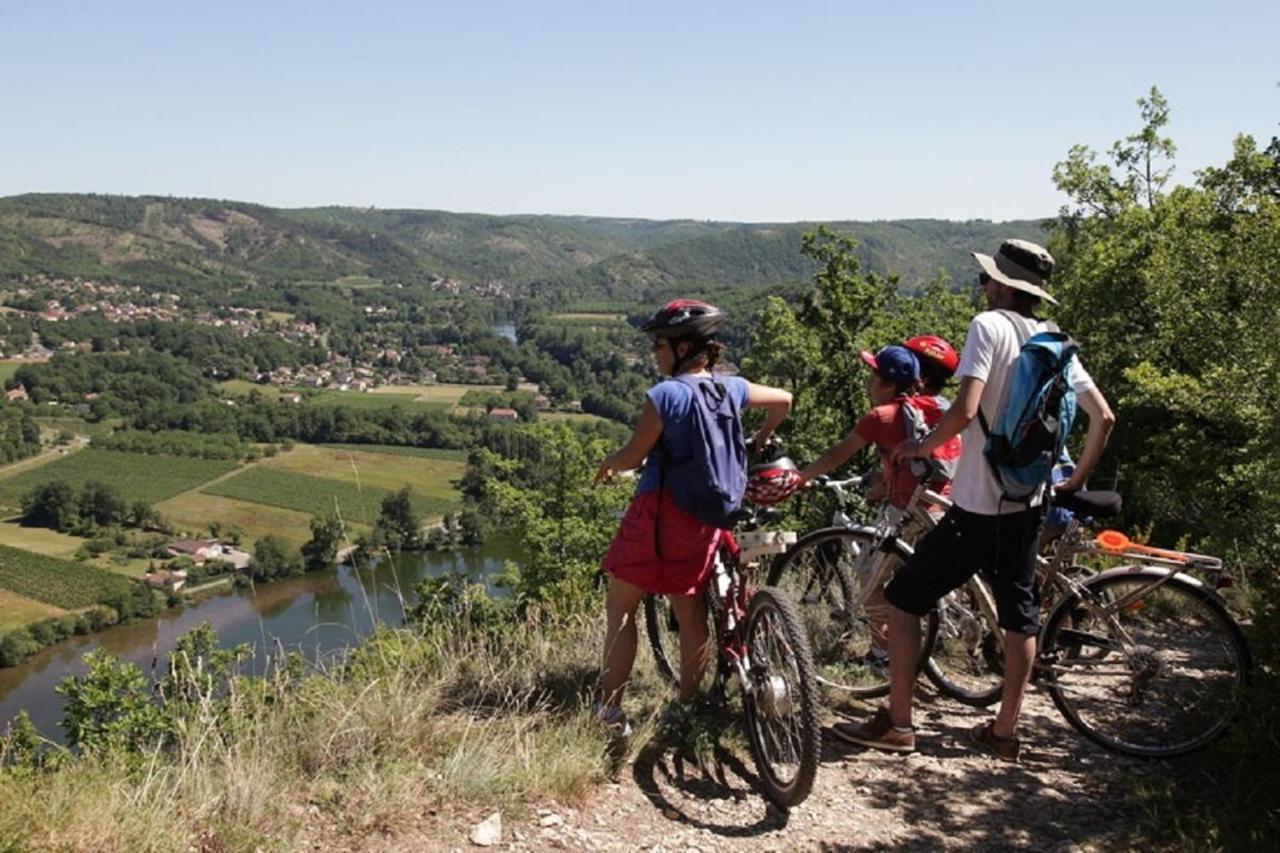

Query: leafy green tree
[[77, 480, 126, 529], [1048, 87, 1280, 566], [374, 486, 420, 551], [742, 227, 972, 489], [250, 534, 302, 580], [21, 481, 78, 531], [482, 424, 629, 609], [300, 513, 345, 571], [56, 649, 168, 754]]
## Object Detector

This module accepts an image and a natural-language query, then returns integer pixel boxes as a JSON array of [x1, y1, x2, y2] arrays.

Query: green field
[[204, 467, 458, 525], [321, 444, 469, 462], [219, 380, 283, 399], [155, 492, 331, 549], [0, 450, 240, 511], [370, 383, 504, 405], [0, 543, 134, 609], [0, 589, 68, 631], [306, 390, 446, 411], [0, 361, 23, 383], [261, 444, 464, 497]]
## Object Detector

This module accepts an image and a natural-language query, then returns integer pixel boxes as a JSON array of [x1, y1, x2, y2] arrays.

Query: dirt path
[[368, 686, 1155, 851]]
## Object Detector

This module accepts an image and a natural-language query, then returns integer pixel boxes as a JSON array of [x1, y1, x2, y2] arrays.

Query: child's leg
[[667, 593, 710, 703], [600, 576, 647, 708]]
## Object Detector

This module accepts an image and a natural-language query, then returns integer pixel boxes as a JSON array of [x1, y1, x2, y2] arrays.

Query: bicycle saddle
[[1054, 489, 1122, 519]]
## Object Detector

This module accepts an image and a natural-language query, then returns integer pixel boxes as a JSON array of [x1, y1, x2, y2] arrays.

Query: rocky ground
[[308, 683, 1162, 852]]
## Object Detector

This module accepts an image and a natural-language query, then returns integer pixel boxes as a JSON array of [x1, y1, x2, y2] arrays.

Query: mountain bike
[[643, 502, 820, 808], [764, 473, 943, 698], [924, 488, 1252, 757]]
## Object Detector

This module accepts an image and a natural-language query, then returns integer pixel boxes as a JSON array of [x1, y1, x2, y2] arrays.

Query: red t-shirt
[[854, 401, 954, 510]]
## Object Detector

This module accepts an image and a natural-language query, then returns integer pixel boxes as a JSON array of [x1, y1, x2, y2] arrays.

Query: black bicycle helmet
[[639, 299, 727, 340]]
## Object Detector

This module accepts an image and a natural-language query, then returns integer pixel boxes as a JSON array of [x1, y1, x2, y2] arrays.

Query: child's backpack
[[659, 374, 748, 528], [978, 312, 1080, 503], [899, 394, 961, 486]]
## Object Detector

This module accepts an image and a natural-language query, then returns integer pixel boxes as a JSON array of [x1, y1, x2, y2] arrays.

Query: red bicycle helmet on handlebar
[[745, 456, 805, 506], [639, 299, 728, 340]]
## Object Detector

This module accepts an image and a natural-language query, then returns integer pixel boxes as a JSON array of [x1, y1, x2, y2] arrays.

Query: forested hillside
[[0, 193, 1040, 298]]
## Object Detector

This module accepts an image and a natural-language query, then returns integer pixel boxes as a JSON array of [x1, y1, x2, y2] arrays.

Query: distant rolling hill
[[0, 193, 1046, 297]]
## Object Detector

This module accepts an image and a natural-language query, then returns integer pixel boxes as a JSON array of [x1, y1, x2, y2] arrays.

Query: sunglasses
[[650, 338, 668, 351], [977, 272, 993, 287]]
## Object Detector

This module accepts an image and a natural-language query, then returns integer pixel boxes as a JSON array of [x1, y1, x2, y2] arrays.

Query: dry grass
[[154, 492, 332, 549], [0, 606, 676, 851], [257, 443, 464, 501], [0, 589, 67, 631], [0, 522, 84, 559]]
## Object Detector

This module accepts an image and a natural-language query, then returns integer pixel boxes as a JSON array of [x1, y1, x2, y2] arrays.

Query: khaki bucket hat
[[972, 239, 1058, 306]]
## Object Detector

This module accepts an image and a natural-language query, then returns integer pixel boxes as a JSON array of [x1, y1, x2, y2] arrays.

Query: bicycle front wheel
[[1042, 569, 1252, 758], [924, 576, 1005, 707], [742, 587, 821, 808]]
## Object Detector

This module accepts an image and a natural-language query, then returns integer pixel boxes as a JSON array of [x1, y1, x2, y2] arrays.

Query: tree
[[374, 486, 420, 551], [56, 649, 168, 754], [77, 480, 126, 529], [300, 513, 344, 571], [250, 534, 301, 581], [21, 481, 78, 531], [1048, 88, 1280, 568]]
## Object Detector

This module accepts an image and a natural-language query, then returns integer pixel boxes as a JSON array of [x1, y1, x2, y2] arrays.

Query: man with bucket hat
[[832, 239, 1116, 761]]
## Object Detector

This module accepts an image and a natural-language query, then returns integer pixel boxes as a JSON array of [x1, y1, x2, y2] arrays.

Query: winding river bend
[[0, 537, 519, 741]]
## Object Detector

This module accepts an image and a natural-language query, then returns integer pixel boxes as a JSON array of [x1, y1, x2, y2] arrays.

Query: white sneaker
[[593, 701, 633, 738]]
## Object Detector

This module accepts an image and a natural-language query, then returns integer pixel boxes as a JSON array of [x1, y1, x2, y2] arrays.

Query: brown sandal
[[970, 722, 1020, 763]]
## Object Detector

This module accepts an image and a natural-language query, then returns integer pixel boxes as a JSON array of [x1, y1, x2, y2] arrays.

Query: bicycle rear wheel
[[768, 527, 935, 697], [742, 587, 821, 807], [1042, 569, 1252, 758], [923, 576, 1005, 707]]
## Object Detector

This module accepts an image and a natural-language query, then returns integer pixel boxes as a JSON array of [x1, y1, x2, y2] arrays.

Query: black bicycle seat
[[1054, 489, 1122, 519]]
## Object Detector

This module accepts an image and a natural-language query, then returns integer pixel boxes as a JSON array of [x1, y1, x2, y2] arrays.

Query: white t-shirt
[[951, 310, 1095, 515]]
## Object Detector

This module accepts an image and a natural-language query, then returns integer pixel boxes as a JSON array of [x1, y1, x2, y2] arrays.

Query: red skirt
[[602, 489, 722, 596]]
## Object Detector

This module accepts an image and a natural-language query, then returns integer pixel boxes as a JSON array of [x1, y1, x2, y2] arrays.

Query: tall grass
[[0, 604, 672, 851]]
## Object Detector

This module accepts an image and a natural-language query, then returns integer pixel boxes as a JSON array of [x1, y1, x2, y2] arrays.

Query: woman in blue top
[[593, 299, 792, 732]]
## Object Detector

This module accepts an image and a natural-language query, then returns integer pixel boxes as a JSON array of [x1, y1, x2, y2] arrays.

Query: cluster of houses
[[140, 538, 253, 592]]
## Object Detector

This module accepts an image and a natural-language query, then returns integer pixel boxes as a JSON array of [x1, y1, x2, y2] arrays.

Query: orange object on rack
[[1094, 529, 1189, 563]]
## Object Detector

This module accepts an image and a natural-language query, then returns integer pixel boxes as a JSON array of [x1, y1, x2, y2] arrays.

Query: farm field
[[0, 522, 84, 560], [541, 411, 612, 424], [320, 444, 468, 462], [0, 543, 133, 609], [260, 444, 464, 499], [549, 312, 628, 325], [369, 383, 504, 405], [34, 416, 117, 440], [0, 589, 68, 632], [0, 450, 239, 511], [155, 492, 335, 549], [219, 380, 283, 400], [305, 389, 443, 411], [0, 360, 24, 383], [204, 467, 457, 526]]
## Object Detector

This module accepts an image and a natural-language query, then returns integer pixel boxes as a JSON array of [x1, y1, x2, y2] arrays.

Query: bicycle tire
[[644, 593, 684, 686], [923, 576, 1005, 707], [742, 586, 822, 807], [768, 527, 936, 697], [1042, 568, 1252, 758]]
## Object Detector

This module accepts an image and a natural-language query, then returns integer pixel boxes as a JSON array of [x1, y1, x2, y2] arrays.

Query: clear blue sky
[[2, 0, 1277, 221]]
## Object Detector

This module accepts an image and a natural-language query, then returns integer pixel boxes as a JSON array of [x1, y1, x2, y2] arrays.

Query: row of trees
[[22, 480, 156, 536]]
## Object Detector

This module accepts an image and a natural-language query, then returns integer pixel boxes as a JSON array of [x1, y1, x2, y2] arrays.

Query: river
[[0, 536, 520, 741]]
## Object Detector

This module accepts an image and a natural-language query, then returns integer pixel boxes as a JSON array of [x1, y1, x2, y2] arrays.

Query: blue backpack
[[659, 374, 748, 529], [978, 313, 1080, 504]]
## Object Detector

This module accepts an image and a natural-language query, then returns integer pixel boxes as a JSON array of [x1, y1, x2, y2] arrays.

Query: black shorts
[[884, 504, 1045, 635]]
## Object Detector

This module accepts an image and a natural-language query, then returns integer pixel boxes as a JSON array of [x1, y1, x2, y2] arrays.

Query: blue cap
[[859, 345, 920, 388]]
